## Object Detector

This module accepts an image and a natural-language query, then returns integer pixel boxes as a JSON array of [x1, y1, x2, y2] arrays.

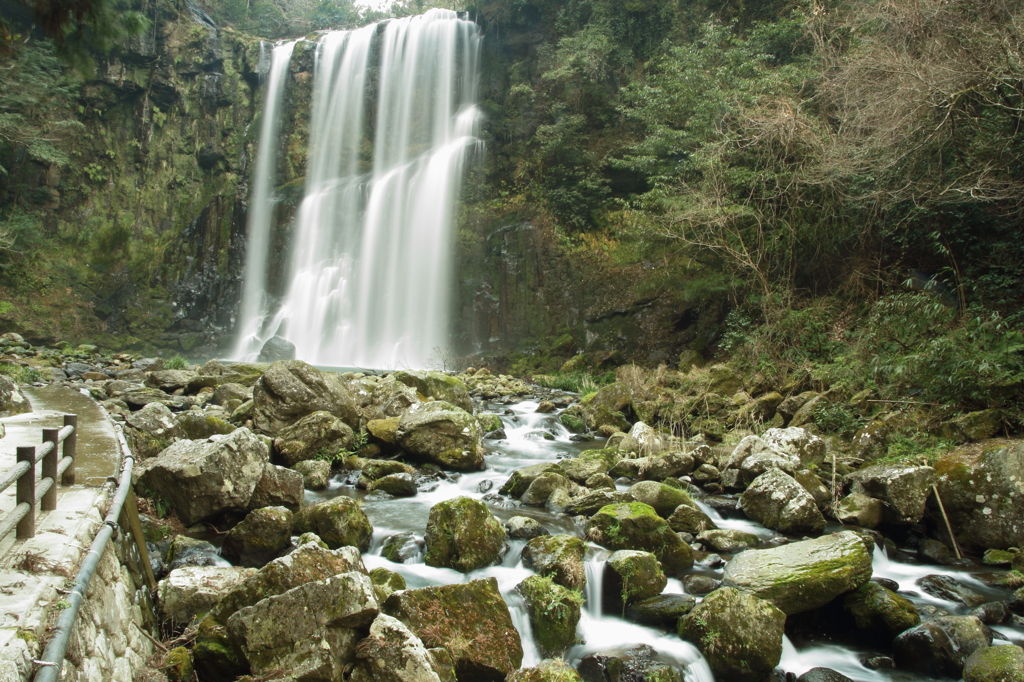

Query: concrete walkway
[[0, 386, 122, 679]]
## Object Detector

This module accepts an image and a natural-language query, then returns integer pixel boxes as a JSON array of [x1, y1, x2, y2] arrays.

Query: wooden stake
[[932, 484, 962, 560]]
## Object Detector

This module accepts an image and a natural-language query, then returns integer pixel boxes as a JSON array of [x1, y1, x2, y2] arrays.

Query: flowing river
[[303, 395, 1022, 681]]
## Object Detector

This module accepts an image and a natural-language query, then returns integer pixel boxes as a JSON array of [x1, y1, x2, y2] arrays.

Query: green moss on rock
[[586, 503, 693, 575], [517, 575, 583, 658], [424, 496, 507, 572]]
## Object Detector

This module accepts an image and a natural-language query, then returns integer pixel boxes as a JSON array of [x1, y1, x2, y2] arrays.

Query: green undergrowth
[[534, 371, 616, 396]]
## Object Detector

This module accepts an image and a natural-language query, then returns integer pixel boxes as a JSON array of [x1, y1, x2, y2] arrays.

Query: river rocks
[[739, 447, 801, 486], [213, 383, 252, 406], [522, 534, 587, 591], [158, 566, 257, 625], [273, 410, 355, 466], [563, 490, 632, 517], [257, 335, 296, 363], [146, 369, 198, 392], [586, 503, 694, 574], [369, 567, 406, 603], [916, 574, 988, 607], [603, 550, 666, 613], [396, 401, 484, 471], [500, 462, 562, 497], [666, 504, 717, 534], [638, 450, 696, 481], [292, 497, 372, 551], [740, 469, 827, 534], [249, 463, 304, 511], [521, 472, 571, 506], [134, 428, 270, 526], [934, 440, 1024, 549], [559, 449, 622, 484], [227, 571, 379, 681], [619, 421, 665, 456], [762, 427, 826, 467], [423, 496, 506, 572], [252, 360, 359, 435], [627, 481, 693, 517], [507, 516, 549, 540], [845, 464, 935, 525], [358, 459, 417, 489], [392, 370, 473, 414], [222, 506, 292, 568], [124, 401, 183, 459], [721, 434, 777, 471], [370, 377, 421, 418], [381, 532, 422, 563], [835, 493, 884, 529], [382, 578, 524, 680], [372, 472, 418, 497], [517, 575, 583, 657], [352, 613, 441, 682], [842, 581, 920, 639], [697, 529, 760, 553], [176, 410, 236, 440], [893, 615, 991, 677], [963, 645, 1024, 682], [625, 593, 696, 627], [722, 531, 872, 615], [508, 659, 582, 682], [578, 383, 633, 432], [678, 587, 785, 682], [294, 459, 332, 489]]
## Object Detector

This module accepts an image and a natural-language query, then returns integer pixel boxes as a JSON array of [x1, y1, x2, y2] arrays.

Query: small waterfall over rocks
[[235, 10, 482, 368]]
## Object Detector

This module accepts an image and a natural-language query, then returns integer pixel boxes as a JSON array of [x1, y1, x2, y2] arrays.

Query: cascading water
[[234, 40, 297, 359], [235, 10, 482, 368]]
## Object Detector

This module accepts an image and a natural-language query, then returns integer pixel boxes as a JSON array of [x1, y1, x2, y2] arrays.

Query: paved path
[[0, 386, 121, 666]]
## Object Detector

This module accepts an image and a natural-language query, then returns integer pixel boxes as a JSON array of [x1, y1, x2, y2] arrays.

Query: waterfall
[[235, 9, 482, 368], [234, 40, 297, 360]]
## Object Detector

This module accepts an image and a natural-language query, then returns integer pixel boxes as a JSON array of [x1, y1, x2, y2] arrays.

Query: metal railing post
[[41, 428, 59, 511], [61, 414, 76, 485], [16, 446, 35, 539]]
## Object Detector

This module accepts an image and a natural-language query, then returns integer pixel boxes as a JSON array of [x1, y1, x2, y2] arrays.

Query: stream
[[300, 396, 1022, 680]]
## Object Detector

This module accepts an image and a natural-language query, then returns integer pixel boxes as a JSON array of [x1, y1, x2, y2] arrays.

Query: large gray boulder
[[222, 506, 292, 568], [392, 371, 472, 414], [740, 469, 827, 534], [678, 587, 785, 682], [226, 572, 379, 681], [934, 441, 1024, 549], [176, 410, 237, 440], [722, 531, 872, 615], [370, 376, 421, 418], [762, 427, 826, 467], [603, 550, 666, 613], [292, 497, 373, 551], [521, 534, 587, 591], [627, 481, 694, 517], [893, 615, 991, 677], [273, 410, 355, 466], [134, 429, 269, 526], [146, 369, 198, 392], [395, 401, 484, 471], [249, 463, 304, 511], [352, 613, 442, 682], [257, 335, 296, 363], [124, 401, 183, 459], [158, 566, 257, 626], [423, 497, 506, 572], [252, 360, 359, 435], [845, 464, 935, 524]]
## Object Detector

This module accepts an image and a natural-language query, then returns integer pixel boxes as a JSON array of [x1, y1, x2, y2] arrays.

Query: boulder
[[934, 441, 1024, 549], [793, 469, 831, 510], [292, 497, 372, 551], [797, 670, 854, 682], [722, 531, 873, 615], [273, 410, 355, 466], [963, 645, 1024, 682], [842, 581, 920, 640], [257, 335, 296, 363], [835, 493, 884, 529], [381, 532, 422, 564], [382, 578, 524, 681], [226, 572, 378, 681], [916, 574, 988, 607], [521, 472, 571, 506], [395, 401, 484, 471], [578, 383, 633, 432], [423, 497, 506, 572], [222, 506, 292, 568], [146, 370, 198, 392], [562, 490, 632, 517], [627, 481, 693, 518], [369, 567, 406, 603], [619, 421, 665, 456], [499, 463, 561, 498], [893, 615, 991, 677], [949, 409, 1004, 443], [352, 613, 442, 682], [249, 464, 304, 511], [367, 417, 402, 447], [213, 383, 252, 406], [721, 435, 777, 471], [678, 587, 785, 682], [506, 516, 549, 540], [371, 473, 417, 497], [845, 464, 935, 525], [559, 449, 622, 484], [517, 575, 583, 657], [158, 566, 257, 625], [124, 401, 183, 459], [586, 503, 693, 574], [370, 377, 421, 418], [252, 360, 358, 435], [507, 660, 582, 682], [624, 594, 696, 627], [666, 504, 717, 535], [697, 529, 760, 554], [740, 469, 827, 535], [176, 411, 237, 440], [294, 459, 332, 490], [134, 428, 270, 526], [739, 448, 801, 486], [521, 534, 587, 591], [761, 427, 826, 467], [639, 451, 696, 481], [577, 645, 682, 682], [392, 371, 472, 414], [603, 550, 666, 613]]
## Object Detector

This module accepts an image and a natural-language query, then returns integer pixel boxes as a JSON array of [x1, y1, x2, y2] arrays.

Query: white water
[[234, 40, 297, 359], [235, 10, 482, 368]]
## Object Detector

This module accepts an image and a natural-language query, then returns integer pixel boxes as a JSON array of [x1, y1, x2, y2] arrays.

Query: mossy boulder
[[193, 615, 248, 682], [249, 464, 304, 512], [382, 578, 524, 681], [424, 496, 506, 572], [625, 593, 696, 627], [392, 370, 473, 413], [603, 550, 667, 613], [563, 490, 633, 517], [293, 460, 331, 490], [893, 615, 991, 677], [252, 360, 359, 436], [507, 516, 550, 540], [949, 409, 1004, 443], [499, 462, 562, 497], [639, 451, 696, 481], [352, 614, 441, 682], [842, 581, 920, 640], [722, 531, 873, 615], [158, 566, 257, 626], [522, 534, 587, 591], [845, 463, 935, 525], [272, 410, 355, 466], [164, 646, 194, 682], [291, 497, 372, 551], [366, 417, 401, 446], [761, 427, 826, 468], [176, 410, 237, 440], [627, 481, 694, 517], [578, 383, 633, 432], [740, 469, 827, 535], [521, 472, 571, 505], [368, 567, 406, 602], [124, 401, 183, 459], [396, 401, 484, 471], [517, 575, 583, 657], [678, 587, 785, 682], [586, 503, 694, 575], [558, 448, 622, 484], [370, 472, 417, 497], [834, 493, 885, 529], [666, 504, 718, 534], [357, 459, 416, 489], [697, 529, 760, 554], [508, 659, 583, 682], [222, 506, 292, 568], [963, 645, 1024, 682]]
